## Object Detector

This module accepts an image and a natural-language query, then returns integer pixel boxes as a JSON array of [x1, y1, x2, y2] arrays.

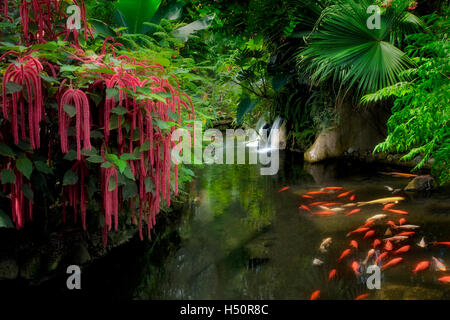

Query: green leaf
[[108, 175, 117, 191], [87, 155, 104, 163], [63, 104, 77, 118], [0, 209, 14, 228], [22, 184, 34, 201], [60, 65, 80, 72], [1, 169, 16, 184], [111, 106, 128, 115], [120, 153, 139, 161], [122, 180, 137, 200], [40, 74, 60, 84], [5, 82, 23, 94], [16, 157, 33, 179], [34, 161, 53, 174], [123, 164, 135, 181], [63, 170, 78, 186], [114, 0, 162, 34], [63, 150, 77, 161], [139, 140, 151, 152], [237, 97, 259, 125], [106, 88, 119, 99], [144, 176, 154, 193], [101, 161, 113, 169], [0, 143, 15, 158]]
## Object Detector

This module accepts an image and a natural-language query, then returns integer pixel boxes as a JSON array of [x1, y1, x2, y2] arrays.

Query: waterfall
[[246, 116, 267, 147], [257, 116, 283, 153]]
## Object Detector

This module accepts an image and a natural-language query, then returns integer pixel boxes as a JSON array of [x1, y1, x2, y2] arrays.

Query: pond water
[[8, 150, 450, 300]]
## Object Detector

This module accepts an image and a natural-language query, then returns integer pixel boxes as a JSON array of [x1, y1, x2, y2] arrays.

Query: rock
[[278, 121, 287, 150], [404, 175, 436, 192], [0, 257, 19, 280], [304, 130, 343, 162]]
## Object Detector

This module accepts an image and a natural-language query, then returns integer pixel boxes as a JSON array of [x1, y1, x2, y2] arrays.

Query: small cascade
[[247, 117, 267, 147], [258, 116, 283, 152]]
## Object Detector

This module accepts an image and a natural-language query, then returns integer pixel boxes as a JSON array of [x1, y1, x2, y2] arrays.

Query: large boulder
[[404, 175, 436, 192], [304, 99, 390, 162]]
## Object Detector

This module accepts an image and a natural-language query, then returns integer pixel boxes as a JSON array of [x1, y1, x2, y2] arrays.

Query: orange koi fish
[[394, 245, 410, 255], [381, 257, 403, 270], [385, 240, 393, 251], [278, 186, 290, 192], [307, 191, 329, 195], [346, 227, 370, 237], [323, 202, 341, 206], [346, 208, 361, 216], [399, 218, 407, 225], [302, 195, 313, 199], [363, 230, 376, 239], [350, 240, 359, 249], [373, 239, 381, 248], [413, 261, 430, 274], [337, 249, 352, 262], [337, 191, 352, 198], [397, 231, 415, 237], [438, 276, 450, 283], [388, 209, 408, 215], [310, 290, 320, 300], [417, 237, 426, 248], [352, 261, 361, 275], [312, 211, 336, 216], [390, 172, 418, 178], [300, 205, 311, 212], [322, 187, 343, 190], [309, 201, 326, 206], [383, 203, 396, 210], [433, 242, 450, 246], [361, 220, 375, 228], [387, 220, 397, 228], [354, 293, 370, 300], [328, 269, 337, 281], [375, 252, 389, 264], [349, 194, 356, 201]]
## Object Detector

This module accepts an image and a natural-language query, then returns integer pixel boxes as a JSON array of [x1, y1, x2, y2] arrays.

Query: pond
[[11, 150, 450, 300]]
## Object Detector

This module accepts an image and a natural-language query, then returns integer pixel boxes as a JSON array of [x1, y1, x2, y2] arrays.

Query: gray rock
[[0, 257, 19, 280], [404, 175, 436, 192]]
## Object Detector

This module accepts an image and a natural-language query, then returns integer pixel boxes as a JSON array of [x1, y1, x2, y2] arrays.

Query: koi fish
[[432, 257, 446, 272], [383, 236, 409, 243], [328, 269, 337, 281], [322, 187, 343, 190], [397, 231, 415, 237], [384, 186, 394, 192], [383, 203, 396, 210], [363, 249, 376, 265], [319, 237, 333, 252], [385, 240, 393, 251], [323, 202, 341, 206], [346, 227, 370, 237], [338, 249, 352, 262], [438, 276, 450, 283], [355, 293, 370, 300], [352, 261, 361, 275], [310, 290, 320, 300], [330, 207, 345, 212], [432, 242, 450, 246], [373, 239, 381, 248], [388, 209, 408, 215], [357, 197, 405, 207], [394, 224, 420, 230], [312, 211, 336, 216], [394, 245, 410, 255], [366, 214, 387, 222], [387, 221, 397, 228], [399, 218, 407, 225], [361, 220, 375, 228], [417, 237, 426, 248], [313, 258, 324, 266], [375, 252, 389, 264], [413, 261, 430, 274], [381, 257, 403, 270], [346, 208, 361, 216], [363, 230, 376, 239], [300, 205, 311, 212], [278, 186, 290, 192], [309, 201, 326, 206], [385, 228, 392, 236], [343, 203, 357, 207], [302, 195, 313, 199], [349, 195, 356, 201], [390, 172, 418, 178], [337, 191, 352, 198], [307, 191, 328, 195], [350, 240, 358, 249]]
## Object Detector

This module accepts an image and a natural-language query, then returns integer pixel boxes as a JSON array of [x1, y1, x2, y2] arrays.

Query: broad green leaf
[[111, 106, 128, 115], [0, 143, 15, 158], [5, 82, 23, 94], [63, 170, 78, 186], [87, 155, 104, 163], [16, 157, 33, 179], [108, 175, 117, 191], [22, 184, 34, 201], [34, 161, 53, 174], [1, 169, 16, 184], [237, 97, 259, 125], [122, 180, 137, 200], [0, 209, 14, 228], [63, 104, 77, 118], [106, 88, 119, 99]]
